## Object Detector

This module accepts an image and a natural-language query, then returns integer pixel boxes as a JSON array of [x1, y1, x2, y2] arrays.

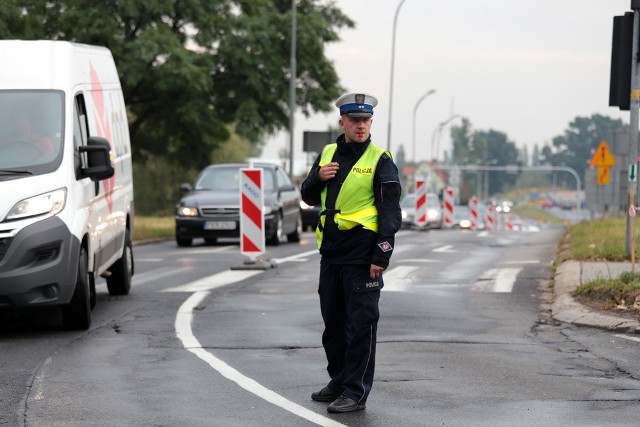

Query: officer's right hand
[[318, 162, 339, 182]]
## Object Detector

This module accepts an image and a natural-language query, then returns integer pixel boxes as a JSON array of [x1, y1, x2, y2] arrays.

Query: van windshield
[[0, 91, 64, 178]]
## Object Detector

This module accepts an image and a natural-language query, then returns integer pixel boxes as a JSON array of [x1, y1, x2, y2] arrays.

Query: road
[[2, 224, 640, 426]]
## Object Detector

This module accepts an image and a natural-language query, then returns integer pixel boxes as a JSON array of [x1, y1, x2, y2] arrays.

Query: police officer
[[301, 92, 402, 413]]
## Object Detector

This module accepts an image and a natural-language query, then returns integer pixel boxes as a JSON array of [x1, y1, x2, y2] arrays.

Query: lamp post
[[386, 0, 407, 152], [288, 0, 297, 176], [412, 89, 436, 163], [430, 114, 460, 161]]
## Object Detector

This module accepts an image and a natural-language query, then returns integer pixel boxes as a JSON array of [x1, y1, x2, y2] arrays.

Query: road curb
[[552, 261, 640, 334]]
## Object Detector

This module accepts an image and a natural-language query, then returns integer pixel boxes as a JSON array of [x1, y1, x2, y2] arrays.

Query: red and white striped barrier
[[415, 179, 427, 227], [443, 187, 454, 228], [469, 196, 478, 230], [485, 205, 495, 231], [240, 168, 265, 260], [505, 213, 513, 231]]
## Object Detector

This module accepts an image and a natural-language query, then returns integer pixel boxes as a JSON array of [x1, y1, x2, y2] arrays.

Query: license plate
[[204, 221, 236, 230]]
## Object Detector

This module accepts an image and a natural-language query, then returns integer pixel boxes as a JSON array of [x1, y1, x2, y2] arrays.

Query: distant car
[[175, 163, 302, 247], [451, 206, 472, 229], [300, 201, 321, 231], [400, 192, 443, 229]]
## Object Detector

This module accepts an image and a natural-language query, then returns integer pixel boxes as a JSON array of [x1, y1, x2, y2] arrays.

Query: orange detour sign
[[597, 166, 611, 185], [589, 140, 616, 168]]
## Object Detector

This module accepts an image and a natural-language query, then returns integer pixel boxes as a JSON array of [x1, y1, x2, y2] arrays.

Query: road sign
[[240, 168, 265, 259], [589, 140, 616, 168], [596, 166, 611, 185], [630, 164, 638, 182]]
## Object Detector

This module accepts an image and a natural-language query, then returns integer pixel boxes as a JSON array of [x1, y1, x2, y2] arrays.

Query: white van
[[0, 41, 134, 329]]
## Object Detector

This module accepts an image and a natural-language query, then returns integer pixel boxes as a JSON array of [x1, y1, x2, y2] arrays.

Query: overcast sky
[[263, 0, 632, 174]]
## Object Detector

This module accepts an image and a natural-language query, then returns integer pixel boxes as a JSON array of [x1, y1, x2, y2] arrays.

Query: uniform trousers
[[318, 261, 381, 404]]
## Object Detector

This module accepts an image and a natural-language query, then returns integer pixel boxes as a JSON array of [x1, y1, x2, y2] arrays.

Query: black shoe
[[311, 386, 341, 402], [327, 396, 366, 413]]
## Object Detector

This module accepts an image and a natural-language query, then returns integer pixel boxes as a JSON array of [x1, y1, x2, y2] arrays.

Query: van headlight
[[5, 188, 67, 221]]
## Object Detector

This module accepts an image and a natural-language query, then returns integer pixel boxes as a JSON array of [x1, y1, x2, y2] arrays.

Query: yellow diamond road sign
[[589, 140, 616, 168]]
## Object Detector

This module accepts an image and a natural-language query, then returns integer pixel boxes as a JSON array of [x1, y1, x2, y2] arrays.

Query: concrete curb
[[552, 261, 640, 334]]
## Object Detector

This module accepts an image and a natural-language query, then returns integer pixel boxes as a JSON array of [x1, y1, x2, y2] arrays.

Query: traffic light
[[609, 12, 634, 111]]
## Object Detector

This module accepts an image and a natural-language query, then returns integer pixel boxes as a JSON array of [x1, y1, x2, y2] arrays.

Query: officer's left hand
[[370, 264, 385, 279]]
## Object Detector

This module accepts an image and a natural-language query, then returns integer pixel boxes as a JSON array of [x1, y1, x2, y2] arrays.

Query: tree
[[450, 118, 519, 197], [5, 0, 354, 170], [541, 114, 626, 179]]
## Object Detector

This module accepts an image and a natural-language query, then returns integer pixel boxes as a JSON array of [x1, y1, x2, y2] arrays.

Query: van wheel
[[267, 212, 283, 246], [287, 214, 302, 243], [107, 229, 133, 295], [63, 247, 91, 330]]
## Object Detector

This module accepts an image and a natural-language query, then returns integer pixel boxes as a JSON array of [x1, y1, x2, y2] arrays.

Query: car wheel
[[63, 246, 91, 330], [107, 228, 133, 296], [176, 235, 192, 247], [267, 212, 283, 246], [287, 213, 302, 243]]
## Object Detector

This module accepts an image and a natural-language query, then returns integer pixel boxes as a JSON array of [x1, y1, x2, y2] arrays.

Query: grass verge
[[133, 216, 174, 241]]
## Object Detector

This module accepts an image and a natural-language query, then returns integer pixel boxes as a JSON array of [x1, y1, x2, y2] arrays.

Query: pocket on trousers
[[353, 276, 384, 293]]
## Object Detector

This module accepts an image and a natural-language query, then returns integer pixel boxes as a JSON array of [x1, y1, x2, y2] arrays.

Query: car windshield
[[195, 166, 275, 192], [0, 90, 64, 176]]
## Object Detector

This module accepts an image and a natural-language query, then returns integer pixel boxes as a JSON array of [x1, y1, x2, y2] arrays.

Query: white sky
[[263, 0, 631, 174]]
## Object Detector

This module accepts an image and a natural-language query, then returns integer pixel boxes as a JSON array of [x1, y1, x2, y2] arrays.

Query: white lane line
[[615, 334, 640, 344], [162, 270, 261, 292], [433, 245, 456, 253], [383, 265, 419, 292], [176, 291, 345, 427], [493, 268, 521, 293], [272, 249, 319, 264], [472, 268, 522, 293]]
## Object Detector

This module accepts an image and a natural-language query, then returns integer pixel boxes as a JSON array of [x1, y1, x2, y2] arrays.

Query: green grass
[[575, 271, 640, 310], [557, 217, 636, 263], [511, 204, 566, 225], [133, 216, 174, 241]]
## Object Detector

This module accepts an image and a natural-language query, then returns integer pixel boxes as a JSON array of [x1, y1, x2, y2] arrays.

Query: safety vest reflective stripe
[[316, 142, 389, 248]]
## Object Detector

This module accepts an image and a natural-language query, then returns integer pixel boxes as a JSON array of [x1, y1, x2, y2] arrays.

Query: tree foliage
[[3, 0, 353, 170], [540, 114, 626, 179], [450, 118, 519, 196]]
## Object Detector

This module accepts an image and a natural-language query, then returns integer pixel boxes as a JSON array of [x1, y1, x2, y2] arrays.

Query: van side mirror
[[180, 183, 193, 192], [79, 137, 115, 181]]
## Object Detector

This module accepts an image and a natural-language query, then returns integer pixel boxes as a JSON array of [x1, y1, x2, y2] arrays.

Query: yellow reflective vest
[[316, 142, 390, 248]]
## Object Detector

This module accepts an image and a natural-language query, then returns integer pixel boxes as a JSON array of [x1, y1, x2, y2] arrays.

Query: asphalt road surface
[[2, 223, 640, 426]]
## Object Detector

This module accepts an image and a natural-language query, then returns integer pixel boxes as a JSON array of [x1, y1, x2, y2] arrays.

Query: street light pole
[[386, 0, 407, 152], [288, 0, 297, 176], [430, 114, 460, 161], [412, 89, 436, 162]]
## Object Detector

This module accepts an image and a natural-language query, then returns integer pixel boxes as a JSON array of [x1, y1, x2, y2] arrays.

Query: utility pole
[[288, 0, 297, 176], [628, 1, 640, 257]]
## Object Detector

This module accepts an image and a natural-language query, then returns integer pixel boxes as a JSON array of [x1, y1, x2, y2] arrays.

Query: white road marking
[[615, 334, 640, 344], [433, 245, 456, 253], [472, 268, 522, 293], [162, 270, 261, 292], [175, 291, 345, 427], [383, 265, 419, 292], [272, 249, 319, 264]]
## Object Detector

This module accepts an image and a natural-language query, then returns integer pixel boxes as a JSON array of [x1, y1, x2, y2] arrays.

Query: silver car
[[400, 192, 443, 229]]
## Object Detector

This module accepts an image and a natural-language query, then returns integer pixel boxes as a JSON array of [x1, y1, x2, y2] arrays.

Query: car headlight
[[401, 209, 408, 220], [5, 188, 67, 221], [300, 201, 312, 210], [177, 206, 199, 217], [427, 209, 439, 220], [263, 206, 273, 215]]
